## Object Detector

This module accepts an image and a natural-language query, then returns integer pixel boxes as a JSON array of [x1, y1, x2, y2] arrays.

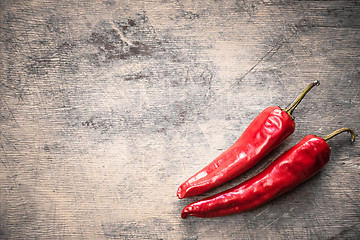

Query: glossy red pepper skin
[[177, 106, 295, 199], [181, 135, 331, 218]]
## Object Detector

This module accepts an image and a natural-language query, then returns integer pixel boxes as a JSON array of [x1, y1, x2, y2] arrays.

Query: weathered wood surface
[[1, 0, 359, 239]]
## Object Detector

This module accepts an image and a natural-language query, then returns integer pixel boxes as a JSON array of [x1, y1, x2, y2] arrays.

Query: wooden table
[[1, 1, 359, 239]]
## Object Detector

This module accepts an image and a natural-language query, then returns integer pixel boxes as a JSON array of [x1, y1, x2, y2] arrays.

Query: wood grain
[[1, 0, 359, 239]]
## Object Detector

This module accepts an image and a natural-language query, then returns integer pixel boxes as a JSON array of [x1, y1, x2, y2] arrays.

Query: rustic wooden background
[[1, 0, 359, 239]]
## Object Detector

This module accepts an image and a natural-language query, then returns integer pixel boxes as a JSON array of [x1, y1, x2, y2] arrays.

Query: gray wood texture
[[1, 0, 359, 239]]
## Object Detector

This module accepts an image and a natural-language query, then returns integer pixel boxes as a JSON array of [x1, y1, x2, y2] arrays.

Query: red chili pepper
[[181, 128, 355, 218], [177, 81, 320, 199]]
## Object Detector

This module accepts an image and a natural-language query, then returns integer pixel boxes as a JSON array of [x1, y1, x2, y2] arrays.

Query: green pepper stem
[[283, 80, 320, 117], [323, 128, 355, 142]]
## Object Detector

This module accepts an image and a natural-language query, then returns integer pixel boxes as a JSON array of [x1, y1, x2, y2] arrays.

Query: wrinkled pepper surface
[[177, 81, 320, 199], [181, 128, 355, 218]]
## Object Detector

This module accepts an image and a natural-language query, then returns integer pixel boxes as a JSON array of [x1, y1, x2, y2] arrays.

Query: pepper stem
[[283, 80, 320, 117], [323, 128, 355, 142]]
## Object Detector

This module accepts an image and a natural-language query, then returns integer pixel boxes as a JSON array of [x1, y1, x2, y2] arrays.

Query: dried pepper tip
[[283, 80, 320, 117], [323, 128, 356, 142], [181, 208, 190, 219], [177, 186, 185, 199], [181, 206, 203, 219]]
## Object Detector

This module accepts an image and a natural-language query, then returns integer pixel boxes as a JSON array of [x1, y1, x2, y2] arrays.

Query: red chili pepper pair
[[178, 81, 355, 218]]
